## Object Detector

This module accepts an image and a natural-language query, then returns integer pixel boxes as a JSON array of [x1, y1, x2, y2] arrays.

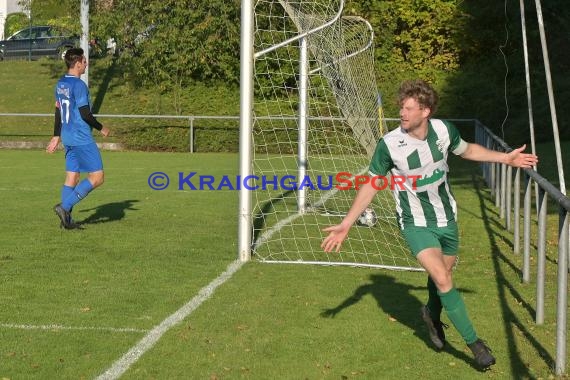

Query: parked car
[[0, 25, 78, 61]]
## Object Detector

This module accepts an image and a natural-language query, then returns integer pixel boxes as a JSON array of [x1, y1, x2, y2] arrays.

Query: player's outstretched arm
[[504, 144, 539, 168], [461, 143, 538, 169], [321, 180, 379, 253], [321, 223, 352, 253]]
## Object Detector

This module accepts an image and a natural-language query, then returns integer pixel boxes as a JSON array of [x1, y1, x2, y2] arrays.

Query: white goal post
[[239, 0, 421, 271]]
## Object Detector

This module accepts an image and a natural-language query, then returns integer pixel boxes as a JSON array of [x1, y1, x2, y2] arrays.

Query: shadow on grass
[[472, 174, 554, 378], [78, 199, 139, 225], [320, 273, 483, 371], [251, 190, 295, 249]]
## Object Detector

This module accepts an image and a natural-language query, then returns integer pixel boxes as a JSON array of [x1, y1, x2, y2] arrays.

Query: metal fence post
[[536, 188, 548, 325], [523, 174, 532, 282], [514, 168, 521, 253], [500, 163, 506, 217], [506, 165, 512, 230], [495, 162, 501, 208], [189, 117, 194, 153], [555, 209, 569, 375]]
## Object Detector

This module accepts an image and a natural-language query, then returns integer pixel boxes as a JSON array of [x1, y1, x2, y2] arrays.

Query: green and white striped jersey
[[369, 119, 468, 228]]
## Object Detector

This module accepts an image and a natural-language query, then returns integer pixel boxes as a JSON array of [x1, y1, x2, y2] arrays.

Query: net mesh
[[251, 0, 421, 270]]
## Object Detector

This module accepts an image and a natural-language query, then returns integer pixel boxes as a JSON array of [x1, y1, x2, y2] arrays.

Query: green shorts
[[401, 223, 459, 257]]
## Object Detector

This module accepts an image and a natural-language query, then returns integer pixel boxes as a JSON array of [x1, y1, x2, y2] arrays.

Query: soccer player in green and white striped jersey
[[321, 79, 538, 369]]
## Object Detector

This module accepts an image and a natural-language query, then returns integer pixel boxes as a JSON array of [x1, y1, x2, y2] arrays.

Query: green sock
[[427, 276, 442, 321], [439, 287, 478, 344]]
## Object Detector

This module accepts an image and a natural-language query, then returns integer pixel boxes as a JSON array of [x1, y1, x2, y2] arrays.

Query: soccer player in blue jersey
[[46, 48, 110, 229], [322, 79, 538, 369]]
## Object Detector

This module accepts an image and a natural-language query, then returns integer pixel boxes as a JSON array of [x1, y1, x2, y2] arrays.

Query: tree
[[93, 0, 240, 92], [4, 12, 28, 37], [17, 0, 79, 31]]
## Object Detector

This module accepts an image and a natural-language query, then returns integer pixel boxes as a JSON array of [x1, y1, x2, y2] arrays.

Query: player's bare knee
[[65, 172, 80, 187], [433, 272, 453, 292], [94, 176, 104, 188], [89, 172, 105, 188]]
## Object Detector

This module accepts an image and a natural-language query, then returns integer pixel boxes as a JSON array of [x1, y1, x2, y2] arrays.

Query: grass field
[[0, 149, 566, 379]]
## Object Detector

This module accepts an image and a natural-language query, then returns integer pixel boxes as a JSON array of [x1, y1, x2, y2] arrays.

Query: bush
[[115, 124, 189, 152], [114, 124, 240, 153], [4, 13, 29, 37]]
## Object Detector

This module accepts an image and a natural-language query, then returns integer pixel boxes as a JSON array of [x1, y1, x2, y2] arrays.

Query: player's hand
[[100, 127, 110, 137], [46, 136, 60, 153], [321, 223, 351, 253], [506, 144, 538, 168]]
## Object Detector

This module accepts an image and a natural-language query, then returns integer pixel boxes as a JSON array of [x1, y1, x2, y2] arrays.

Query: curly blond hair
[[398, 79, 439, 116]]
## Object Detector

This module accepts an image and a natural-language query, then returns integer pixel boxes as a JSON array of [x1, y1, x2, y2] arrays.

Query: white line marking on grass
[[253, 211, 302, 250], [96, 259, 244, 380], [0, 323, 147, 333]]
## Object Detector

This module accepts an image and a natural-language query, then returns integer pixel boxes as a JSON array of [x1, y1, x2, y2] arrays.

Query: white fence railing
[[475, 120, 569, 375]]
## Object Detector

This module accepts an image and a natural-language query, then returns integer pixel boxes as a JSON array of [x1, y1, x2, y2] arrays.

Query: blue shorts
[[64, 143, 103, 173]]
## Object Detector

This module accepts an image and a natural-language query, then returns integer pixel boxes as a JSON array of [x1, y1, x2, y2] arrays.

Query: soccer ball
[[356, 207, 378, 227]]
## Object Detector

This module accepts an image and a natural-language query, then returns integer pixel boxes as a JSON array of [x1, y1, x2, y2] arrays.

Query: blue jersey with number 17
[[55, 75, 95, 146]]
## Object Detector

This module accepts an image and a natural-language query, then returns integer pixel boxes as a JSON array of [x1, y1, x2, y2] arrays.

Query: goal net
[[248, 0, 421, 270]]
